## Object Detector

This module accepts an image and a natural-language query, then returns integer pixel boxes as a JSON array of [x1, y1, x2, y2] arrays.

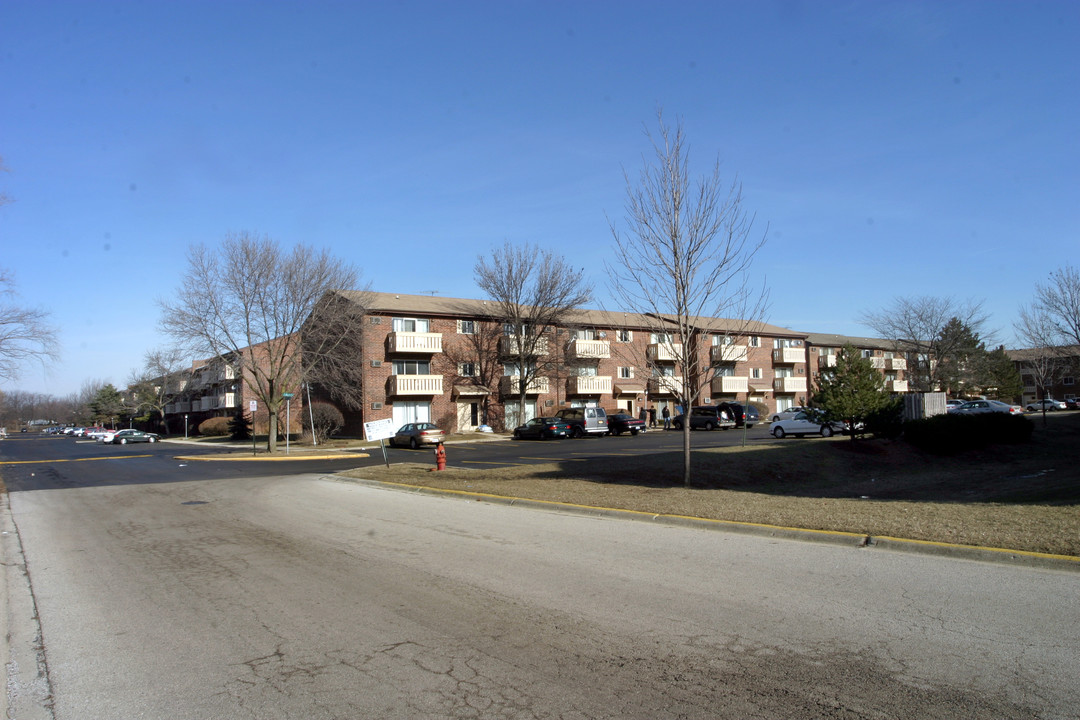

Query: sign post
[[282, 393, 295, 455], [363, 417, 396, 468], [249, 400, 258, 455]]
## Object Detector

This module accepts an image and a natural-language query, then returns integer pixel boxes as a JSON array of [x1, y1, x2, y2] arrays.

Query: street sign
[[282, 392, 294, 399], [249, 401, 257, 413], [364, 417, 396, 442]]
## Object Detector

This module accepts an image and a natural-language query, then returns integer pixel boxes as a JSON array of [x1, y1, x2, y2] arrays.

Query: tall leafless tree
[[159, 232, 363, 453], [474, 242, 591, 427], [0, 268, 61, 384], [432, 310, 504, 429], [300, 289, 373, 413], [127, 346, 195, 435], [1028, 265, 1080, 347], [607, 111, 769, 486], [861, 296, 990, 393], [1014, 303, 1074, 421]]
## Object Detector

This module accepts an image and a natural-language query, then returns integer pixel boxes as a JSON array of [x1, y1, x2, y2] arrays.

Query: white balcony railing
[[499, 335, 549, 356], [647, 343, 683, 362], [566, 375, 613, 395], [711, 344, 748, 363], [566, 338, 610, 360], [773, 377, 807, 393], [886, 380, 909, 393], [870, 357, 886, 369], [711, 376, 749, 394], [388, 374, 444, 396], [647, 376, 685, 396], [818, 355, 837, 368], [886, 357, 907, 371], [388, 332, 443, 354], [772, 347, 805, 364], [500, 376, 550, 395]]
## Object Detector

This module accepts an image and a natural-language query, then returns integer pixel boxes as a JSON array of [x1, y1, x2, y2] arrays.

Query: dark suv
[[671, 405, 737, 431], [717, 401, 758, 428]]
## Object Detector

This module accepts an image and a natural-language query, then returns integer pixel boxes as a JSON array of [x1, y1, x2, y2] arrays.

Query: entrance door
[[392, 401, 430, 428], [456, 401, 481, 432]]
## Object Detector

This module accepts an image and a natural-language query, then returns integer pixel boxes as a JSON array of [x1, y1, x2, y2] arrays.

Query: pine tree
[[813, 344, 888, 440]]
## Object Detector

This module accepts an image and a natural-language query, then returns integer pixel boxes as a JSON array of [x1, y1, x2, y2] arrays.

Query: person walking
[[648, 406, 657, 428], [662, 405, 671, 430]]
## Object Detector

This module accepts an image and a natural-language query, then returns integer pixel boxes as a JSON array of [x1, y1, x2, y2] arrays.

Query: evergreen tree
[[812, 344, 888, 441], [89, 384, 125, 427], [228, 413, 252, 441]]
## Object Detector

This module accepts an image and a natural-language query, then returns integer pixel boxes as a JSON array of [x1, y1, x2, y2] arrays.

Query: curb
[[174, 453, 370, 462], [334, 476, 1080, 573]]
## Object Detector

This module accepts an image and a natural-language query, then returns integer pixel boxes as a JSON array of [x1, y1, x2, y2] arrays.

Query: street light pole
[[184, 414, 188, 439]]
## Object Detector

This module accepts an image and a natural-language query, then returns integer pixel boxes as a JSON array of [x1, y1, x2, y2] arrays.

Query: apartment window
[[393, 359, 430, 375], [749, 336, 761, 347], [775, 367, 794, 378], [1065, 376, 1075, 386], [573, 328, 597, 340], [458, 320, 476, 334], [714, 364, 736, 377], [618, 366, 634, 379], [459, 362, 477, 377], [616, 329, 632, 342], [862, 349, 873, 359], [652, 365, 675, 377], [751, 368, 763, 379], [651, 332, 673, 344], [504, 362, 536, 376], [504, 322, 537, 336], [392, 317, 430, 332], [713, 334, 734, 346], [773, 338, 802, 349]]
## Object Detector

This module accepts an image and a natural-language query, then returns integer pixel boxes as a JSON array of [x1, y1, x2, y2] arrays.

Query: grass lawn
[[341, 412, 1080, 558]]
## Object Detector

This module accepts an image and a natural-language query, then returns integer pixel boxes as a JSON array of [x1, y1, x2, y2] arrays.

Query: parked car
[[97, 429, 121, 443], [1067, 398, 1080, 410], [1026, 399, 1067, 412], [554, 407, 608, 437], [512, 416, 570, 440], [946, 399, 966, 410], [769, 406, 806, 423], [671, 406, 737, 431], [770, 410, 846, 438], [949, 400, 1024, 415], [605, 411, 647, 435], [389, 422, 445, 449], [86, 427, 113, 441], [111, 429, 161, 444], [718, 401, 758, 428]]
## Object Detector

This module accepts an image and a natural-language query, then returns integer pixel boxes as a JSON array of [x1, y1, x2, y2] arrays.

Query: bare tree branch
[[0, 268, 61, 383]]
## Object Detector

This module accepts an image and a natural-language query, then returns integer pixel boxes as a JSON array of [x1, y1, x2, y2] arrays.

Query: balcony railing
[[772, 347, 805, 364], [773, 377, 807, 393], [388, 332, 443, 354], [566, 338, 610, 360], [647, 376, 684, 396], [886, 380, 909, 393], [818, 355, 837, 368], [711, 376, 748, 394], [566, 375, 613, 395], [499, 335, 549, 356], [647, 343, 683, 362], [885, 357, 907, 370], [388, 374, 444, 396], [500, 376, 550, 395], [217, 392, 237, 409], [711, 344, 748, 363], [870, 357, 886, 369]]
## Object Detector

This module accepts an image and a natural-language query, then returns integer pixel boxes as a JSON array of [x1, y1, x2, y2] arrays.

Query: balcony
[[886, 380, 908, 393], [566, 338, 610, 360], [567, 375, 613, 395], [499, 335, 549, 356], [870, 357, 886, 370], [647, 343, 683, 362], [198, 396, 215, 411], [217, 392, 237, 409], [500, 376, 550, 395], [772, 347, 805, 364], [647, 376, 684, 396], [711, 344, 748, 363], [388, 332, 443, 354], [818, 355, 837, 368], [773, 377, 807, 393], [387, 374, 444, 396], [885, 357, 907, 371], [711, 376, 748, 394]]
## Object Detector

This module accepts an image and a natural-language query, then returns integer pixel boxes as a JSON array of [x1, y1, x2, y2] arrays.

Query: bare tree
[[607, 111, 769, 486], [127, 346, 194, 435], [1014, 304, 1074, 421], [1028, 265, 1080, 347], [300, 289, 373, 412], [0, 268, 61, 383], [474, 241, 591, 427], [861, 297, 990, 393], [159, 232, 362, 453], [432, 311, 504, 428]]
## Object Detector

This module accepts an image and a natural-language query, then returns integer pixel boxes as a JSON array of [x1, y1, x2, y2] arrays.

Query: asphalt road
[[2, 434, 1078, 719]]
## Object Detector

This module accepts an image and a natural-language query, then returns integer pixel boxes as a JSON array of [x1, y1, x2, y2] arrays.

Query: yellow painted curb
[[175, 453, 369, 462]]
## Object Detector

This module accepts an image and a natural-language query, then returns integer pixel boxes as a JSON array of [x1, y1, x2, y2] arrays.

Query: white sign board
[[364, 417, 397, 442], [249, 400, 258, 413]]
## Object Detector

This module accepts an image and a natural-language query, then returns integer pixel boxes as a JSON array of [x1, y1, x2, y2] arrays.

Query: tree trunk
[[267, 405, 279, 453], [682, 422, 692, 486]]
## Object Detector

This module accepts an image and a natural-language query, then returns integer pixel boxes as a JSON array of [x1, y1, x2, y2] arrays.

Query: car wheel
[[120, 438, 128, 445], [772, 427, 785, 439], [771, 415, 780, 422], [673, 421, 682, 430], [820, 425, 834, 438], [410, 437, 418, 449], [572, 426, 584, 438], [513, 430, 522, 440], [704, 421, 714, 431], [148, 437, 157, 443], [630, 428, 638, 436]]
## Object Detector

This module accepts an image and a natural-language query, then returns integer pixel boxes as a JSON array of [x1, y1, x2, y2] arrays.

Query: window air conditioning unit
[[371, 360, 381, 367], [370, 317, 382, 324], [371, 402, 383, 410]]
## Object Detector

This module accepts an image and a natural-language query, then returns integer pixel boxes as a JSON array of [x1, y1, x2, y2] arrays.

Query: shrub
[[865, 397, 904, 439], [903, 412, 1033, 454], [228, 413, 252, 440], [197, 416, 231, 437], [303, 402, 344, 443]]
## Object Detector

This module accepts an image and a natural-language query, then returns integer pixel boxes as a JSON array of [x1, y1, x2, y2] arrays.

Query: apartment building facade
[[802, 332, 911, 396]]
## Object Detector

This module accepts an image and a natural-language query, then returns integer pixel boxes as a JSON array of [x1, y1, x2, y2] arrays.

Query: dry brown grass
[[340, 413, 1080, 557]]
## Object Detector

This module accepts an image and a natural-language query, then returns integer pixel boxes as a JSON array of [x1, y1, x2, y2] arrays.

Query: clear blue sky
[[2, 0, 1077, 398]]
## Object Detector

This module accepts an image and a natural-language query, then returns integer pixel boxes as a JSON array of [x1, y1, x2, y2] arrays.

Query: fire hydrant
[[433, 441, 446, 471]]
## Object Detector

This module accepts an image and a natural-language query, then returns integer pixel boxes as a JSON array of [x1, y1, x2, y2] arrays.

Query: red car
[[605, 412, 648, 435]]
